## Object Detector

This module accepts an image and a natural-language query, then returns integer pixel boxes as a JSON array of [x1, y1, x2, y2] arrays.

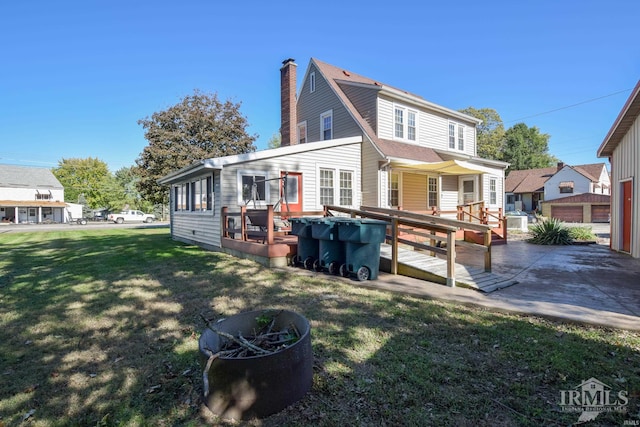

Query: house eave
[[597, 80, 640, 158]]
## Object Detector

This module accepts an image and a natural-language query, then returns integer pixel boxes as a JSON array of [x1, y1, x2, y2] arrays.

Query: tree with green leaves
[[459, 107, 505, 160], [136, 90, 258, 204], [267, 132, 281, 149], [500, 123, 557, 173], [52, 157, 115, 208]]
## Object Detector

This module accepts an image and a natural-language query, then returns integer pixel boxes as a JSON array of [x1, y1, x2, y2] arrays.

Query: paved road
[[0, 221, 169, 233]]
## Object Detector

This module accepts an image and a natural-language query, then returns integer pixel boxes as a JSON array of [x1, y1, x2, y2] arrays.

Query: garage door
[[591, 205, 610, 223], [551, 206, 583, 223]]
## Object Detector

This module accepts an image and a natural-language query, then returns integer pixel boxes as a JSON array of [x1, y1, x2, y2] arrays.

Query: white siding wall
[[610, 113, 640, 257], [219, 143, 361, 212], [544, 168, 592, 201], [377, 95, 477, 157], [0, 186, 65, 202], [169, 170, 221, 249]]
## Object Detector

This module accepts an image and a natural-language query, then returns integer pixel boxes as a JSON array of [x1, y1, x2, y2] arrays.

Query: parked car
[[107, 210, 155, 224]]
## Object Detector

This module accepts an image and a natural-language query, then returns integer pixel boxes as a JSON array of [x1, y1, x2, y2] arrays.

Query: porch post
[[266, 205, 274, 245]]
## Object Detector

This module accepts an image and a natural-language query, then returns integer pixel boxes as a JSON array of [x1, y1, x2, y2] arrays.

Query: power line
[[505, 88, 633, 123]]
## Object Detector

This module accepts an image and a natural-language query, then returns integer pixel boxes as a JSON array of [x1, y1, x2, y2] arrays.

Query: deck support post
[[446, 230, 455, 287]]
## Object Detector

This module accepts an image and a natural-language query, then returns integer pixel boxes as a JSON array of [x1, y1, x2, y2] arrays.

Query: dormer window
[[394, 105, 417, 142], [310, 72, 316, 93], [448, 122, 465, 151]]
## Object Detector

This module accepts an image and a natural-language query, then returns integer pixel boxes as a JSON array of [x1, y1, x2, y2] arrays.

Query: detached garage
[[541, 193, 610, 223]]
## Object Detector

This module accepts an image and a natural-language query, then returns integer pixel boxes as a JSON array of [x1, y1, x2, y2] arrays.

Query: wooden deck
[[379, 244, 518, 293]]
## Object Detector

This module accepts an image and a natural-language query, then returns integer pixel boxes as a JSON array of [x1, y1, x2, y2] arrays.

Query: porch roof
[[391, 159, 500, 175], [0, 200, 67, 207]]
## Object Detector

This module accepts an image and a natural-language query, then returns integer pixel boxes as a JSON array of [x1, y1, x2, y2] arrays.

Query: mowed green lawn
[[0, 227, 638, 426]]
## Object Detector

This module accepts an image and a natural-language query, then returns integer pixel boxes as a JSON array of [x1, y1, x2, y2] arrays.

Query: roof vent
[[343, 70, 351, 77]]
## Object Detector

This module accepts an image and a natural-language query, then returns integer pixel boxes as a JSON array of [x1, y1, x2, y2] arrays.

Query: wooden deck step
[[379, 244, 517, 293]]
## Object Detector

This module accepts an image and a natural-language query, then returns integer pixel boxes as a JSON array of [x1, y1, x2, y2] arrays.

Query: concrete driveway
[[363, 224, 640, 331]]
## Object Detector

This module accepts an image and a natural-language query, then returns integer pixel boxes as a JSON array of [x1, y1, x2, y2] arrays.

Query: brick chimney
[[280, 58, 297, 146], [557, 161, 564, 171]]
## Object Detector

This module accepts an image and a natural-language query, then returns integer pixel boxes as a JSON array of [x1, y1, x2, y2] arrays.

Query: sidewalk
[[357, 239, 640, 331]]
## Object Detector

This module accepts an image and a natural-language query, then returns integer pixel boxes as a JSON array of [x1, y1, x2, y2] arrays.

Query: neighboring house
[[504, 166, 557, 212], [0, 164, 68, 224], [505, 162, 611, 223], [597, 80, 640, 258], [160, 58, 508, 251]]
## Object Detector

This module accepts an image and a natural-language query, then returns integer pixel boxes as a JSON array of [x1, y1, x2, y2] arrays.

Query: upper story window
[[394, 105, 417, 142], [310, 72, 316, 93], [559, 181, 574, 194], [35, 190, 52, 200], [448, 122, 465, 151], [297, 121, 307, 144], [320, 110, 332, 140]]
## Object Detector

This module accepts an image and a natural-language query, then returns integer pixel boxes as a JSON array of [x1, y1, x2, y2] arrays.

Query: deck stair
[[379, 243, 517, 293]]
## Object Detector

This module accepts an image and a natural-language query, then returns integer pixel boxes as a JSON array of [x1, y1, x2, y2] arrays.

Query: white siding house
[[160, 58, 508, 252], [598, 80, 640, 258], [0, 164, 68, 224]]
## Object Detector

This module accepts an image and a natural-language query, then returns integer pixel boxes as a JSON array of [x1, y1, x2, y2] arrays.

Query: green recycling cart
[[310, 217, 347, 274], [337, 218, 388, 281], [289, 217, 319, 270]]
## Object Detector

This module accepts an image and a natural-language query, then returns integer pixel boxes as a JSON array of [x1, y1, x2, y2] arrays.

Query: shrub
[[568, 226, 597, 241], [528, 218, 573, 245]]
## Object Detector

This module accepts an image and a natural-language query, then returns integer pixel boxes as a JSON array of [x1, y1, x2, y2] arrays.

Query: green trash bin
[[337, 219, 388, 281], [310, 217, 347, 274], [290, 217, 319, 270]]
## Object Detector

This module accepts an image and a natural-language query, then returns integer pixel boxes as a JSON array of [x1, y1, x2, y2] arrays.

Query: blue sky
[[1, 1, 638, 172]]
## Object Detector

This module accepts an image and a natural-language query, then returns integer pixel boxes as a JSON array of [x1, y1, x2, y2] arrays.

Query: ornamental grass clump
[[528, 217, 573, 245], [568, 226, 597, 241]]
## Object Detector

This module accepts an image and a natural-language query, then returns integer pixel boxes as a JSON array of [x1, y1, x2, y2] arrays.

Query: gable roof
[[598, 80, 640, 157], [505, 163, 608, 194], [505, 166, 557, 193], [309, 58, 482, 164], [0, 164, 63, 189], [572, 163, 607, 182]]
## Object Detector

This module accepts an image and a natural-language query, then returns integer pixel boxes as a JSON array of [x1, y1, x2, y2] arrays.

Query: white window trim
[[297, 121, 307, 144], [489, 177, 497, 206], [393, 104, 418, 143], [237, 170, 270, 206], [320, 109, 333, 141], [316, 164, 356, 208], [448, 121, 465, 152], [172, 175, 214, 214], [310, 72, 316, 93]]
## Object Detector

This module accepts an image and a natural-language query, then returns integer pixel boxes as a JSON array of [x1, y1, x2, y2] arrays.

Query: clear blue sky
[[1, 1, 638, 172]]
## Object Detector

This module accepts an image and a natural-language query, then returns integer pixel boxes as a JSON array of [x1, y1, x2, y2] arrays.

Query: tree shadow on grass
[[0, 229, 638, 426]]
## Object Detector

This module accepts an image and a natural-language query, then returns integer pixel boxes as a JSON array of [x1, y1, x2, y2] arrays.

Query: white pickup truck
[[107, 210, 155, 224]]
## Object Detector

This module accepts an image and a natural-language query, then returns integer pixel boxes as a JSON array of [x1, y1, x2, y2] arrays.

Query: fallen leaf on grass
[[146, 385, 161, 393], [22, 409, 35, 421]]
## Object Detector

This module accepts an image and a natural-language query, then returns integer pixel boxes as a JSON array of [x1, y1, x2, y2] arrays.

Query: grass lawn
[[0, 227, 638, 426]]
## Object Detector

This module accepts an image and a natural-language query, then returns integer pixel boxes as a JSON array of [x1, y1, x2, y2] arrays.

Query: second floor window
[[394, 106, 417, 141], [448, 122, 465, 151], [559, 181, 574, 194], [320, 110, 332, 140]]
